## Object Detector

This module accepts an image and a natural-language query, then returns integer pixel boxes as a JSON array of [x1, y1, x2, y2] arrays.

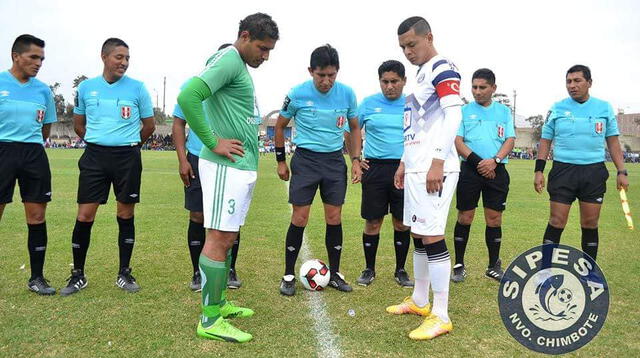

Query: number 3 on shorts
[[227, 199, 236, 214]]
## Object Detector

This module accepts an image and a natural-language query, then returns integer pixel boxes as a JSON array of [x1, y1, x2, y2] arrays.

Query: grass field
[[0, 149, 638, 357]]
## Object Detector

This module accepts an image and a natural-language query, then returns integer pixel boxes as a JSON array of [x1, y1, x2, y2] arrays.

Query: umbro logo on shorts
[[45, 192, 52, 196], [129, 194, 138, 198], [596, 198, 603, 203]]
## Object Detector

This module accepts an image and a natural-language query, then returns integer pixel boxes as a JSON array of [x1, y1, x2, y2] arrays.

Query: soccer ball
[[557, 288, 573, 304], [299, 259, 331, 291]]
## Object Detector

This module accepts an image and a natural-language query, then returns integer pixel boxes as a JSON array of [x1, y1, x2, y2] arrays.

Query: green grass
[[0, 150, 638, 357]]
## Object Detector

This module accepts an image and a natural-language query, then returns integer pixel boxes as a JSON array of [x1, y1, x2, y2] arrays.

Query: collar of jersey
[[5, 70, 34, 88]]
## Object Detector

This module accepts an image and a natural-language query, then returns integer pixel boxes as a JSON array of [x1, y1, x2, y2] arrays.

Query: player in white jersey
[[385, 16, 463, 341]]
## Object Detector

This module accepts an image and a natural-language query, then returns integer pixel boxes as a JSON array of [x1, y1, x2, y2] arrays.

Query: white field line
[[284, 181, 342, 358]]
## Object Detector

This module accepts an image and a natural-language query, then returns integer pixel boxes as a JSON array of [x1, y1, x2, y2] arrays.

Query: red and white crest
[[336, 116, 346, 128], [121, 106, 131, 119], [36, 109, 45, 123], [497, 125, 505, 138], [595, 122, 603, 134]]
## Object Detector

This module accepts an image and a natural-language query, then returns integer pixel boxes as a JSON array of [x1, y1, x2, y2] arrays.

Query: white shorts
[[403, 171, 459, 236], [199, 159, 257, 232]]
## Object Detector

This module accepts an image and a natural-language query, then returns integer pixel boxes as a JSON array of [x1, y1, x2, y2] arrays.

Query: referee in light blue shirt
[[354, 60, 414, 288], [275, 44, 362, 296], [61, 38, 155, 296], [452, 68, 515, 283], [0, 34, 57, 295], [534, 64, 629, 262]]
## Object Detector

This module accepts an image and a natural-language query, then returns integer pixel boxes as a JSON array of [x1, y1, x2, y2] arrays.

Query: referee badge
[[121, 106, 131, 120], [336, 116, 346, 128], [595, 122, 603, 134], [497, 125, 505, 138], [36, 109, 45, 123]]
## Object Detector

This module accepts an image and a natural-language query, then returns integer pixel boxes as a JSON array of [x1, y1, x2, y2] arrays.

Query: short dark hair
[[397, 16, 431, 36], [567, 64, 591, 81], [310, 44, 339, 70], [378, 60, 405, 78], [101, 38, 129, 55], [238, 13, 279, 41], [218, 43, 232, 50], [472, 68, 496, 85], [11, 34, 45, 55]]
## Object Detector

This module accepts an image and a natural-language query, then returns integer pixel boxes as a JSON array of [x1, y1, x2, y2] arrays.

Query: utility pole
[[512, 89, 517, 124], [162, 76, 166, 114]]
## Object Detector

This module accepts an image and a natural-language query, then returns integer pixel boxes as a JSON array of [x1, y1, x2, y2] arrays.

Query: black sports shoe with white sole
[[328, 272, 352, 292], [28, 276, 56, 295], [60, 269, 87, 296], [116, 267, 140, 293]]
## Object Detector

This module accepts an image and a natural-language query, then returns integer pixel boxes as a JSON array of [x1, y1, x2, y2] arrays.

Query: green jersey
[[198, 47, 260, 171]]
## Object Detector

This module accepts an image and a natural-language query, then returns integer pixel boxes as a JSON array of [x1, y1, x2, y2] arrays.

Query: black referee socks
[[453, 222, 471, 266], [230, 231, 240, 270], [326, 224, 343, 274], [394, 230, 411, 271], [362, 233, 379, 270], [485, 226, 502, 268], [581, 227, 599, 261], [284, 223, 305, 276], [72, 220, 93, 273], [27, 222, 48, 280], [188, 220, 205, 274], [117, 216, 135, 270]]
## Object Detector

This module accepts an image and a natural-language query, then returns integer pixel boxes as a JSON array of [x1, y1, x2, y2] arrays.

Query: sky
[[2, 0, 639, 121]]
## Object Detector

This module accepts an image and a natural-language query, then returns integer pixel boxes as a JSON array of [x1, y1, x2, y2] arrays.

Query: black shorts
[[456, 161, 510, 212], [0, 142, 52, 204], [184, 152, 203, 212], [77, 143, 142, 204], [289, 147, 347, 206], [361, 159, 404, 220], [547, 161, 609, 205]]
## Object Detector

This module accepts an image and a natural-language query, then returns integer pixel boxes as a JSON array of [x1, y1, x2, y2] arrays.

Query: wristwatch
[[493, 156, 502, 164], [351, 156, 361, 162], [618, 169, 628, 176]]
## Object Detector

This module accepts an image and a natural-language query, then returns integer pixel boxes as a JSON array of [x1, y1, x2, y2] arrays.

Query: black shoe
[[116, 267, 140, 293], [279, 276, 296, 296], [27, 276, 56, 295], [356, 268, 375, 286], [451, 264, 467, 283], [190, 271, 201, 292], [60, 269, 87, 296], [394, 269, 414, 287], [227, 269, 242, 289], [485, 259, 504, 282], [328, 272, 352, 292]]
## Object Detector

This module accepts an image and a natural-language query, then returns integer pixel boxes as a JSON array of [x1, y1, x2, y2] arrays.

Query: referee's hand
[[394, 162, 405, 189], [179, 160, 195, 187], [617, 173, 629, 191], [534, 172, 545, 194], [277, 161, 290, 181], [213, 138, 244, 162]]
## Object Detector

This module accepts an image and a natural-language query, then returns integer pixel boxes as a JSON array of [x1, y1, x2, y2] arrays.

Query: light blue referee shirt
[[458, 101, 515, 163], [280, 80, 357, 153], [173, 101, 204, 156], [541, 96, 619, 165], [0, 71, 57, 144], [74, 75, 153, 146], [357, 92, 404, 159]]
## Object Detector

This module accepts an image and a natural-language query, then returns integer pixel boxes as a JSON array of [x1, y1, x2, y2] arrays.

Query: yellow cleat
[[385, 296, 431, 316], [408, 314, 453, 340]]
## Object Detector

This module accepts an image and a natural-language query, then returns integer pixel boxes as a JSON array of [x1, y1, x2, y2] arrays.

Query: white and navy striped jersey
[[402, 55, 463, 173]]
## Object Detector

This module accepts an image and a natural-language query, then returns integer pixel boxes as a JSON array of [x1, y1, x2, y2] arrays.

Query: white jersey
[[402, 55, 463, 173]]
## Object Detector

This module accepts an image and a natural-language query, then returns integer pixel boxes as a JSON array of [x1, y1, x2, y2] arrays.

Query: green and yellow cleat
[[408, 314, 453, 340], [385, 296, 432, 316], [220, 301, 254, 318], [197, 318, 253, 343]]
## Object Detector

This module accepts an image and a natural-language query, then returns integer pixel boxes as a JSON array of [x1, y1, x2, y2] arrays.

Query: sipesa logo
[[498, 244, 609, 355]]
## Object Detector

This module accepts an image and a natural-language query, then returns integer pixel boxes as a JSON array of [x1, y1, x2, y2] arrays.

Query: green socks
[[200, 255, 227, 328]]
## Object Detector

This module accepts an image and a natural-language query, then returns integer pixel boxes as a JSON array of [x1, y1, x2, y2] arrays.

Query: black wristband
[[535, 159, 546, 173], [466, 152, 482, 168], [275, 147, 286, 162]]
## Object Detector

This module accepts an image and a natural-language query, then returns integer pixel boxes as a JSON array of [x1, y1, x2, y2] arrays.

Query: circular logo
[[411, 215, 417, 222], [498, 244, 609, 355]]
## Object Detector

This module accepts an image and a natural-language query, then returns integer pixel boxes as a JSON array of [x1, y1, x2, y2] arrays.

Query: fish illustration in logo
[[535, 274, 566, 317]]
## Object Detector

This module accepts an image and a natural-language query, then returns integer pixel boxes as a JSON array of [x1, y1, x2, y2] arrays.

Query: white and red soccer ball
[[299, 259, 330, 291]]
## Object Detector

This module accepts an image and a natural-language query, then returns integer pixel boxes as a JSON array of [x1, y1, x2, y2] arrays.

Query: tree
[[49, 82, 66, 117], [526, 114, 545, 141], [72, 75, 88, 89], [492, 93, 512, 109], [153, 107, 168, 125]]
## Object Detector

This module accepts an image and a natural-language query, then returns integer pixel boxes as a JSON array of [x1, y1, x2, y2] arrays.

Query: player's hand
[[394, 162, 405, 189], [277, 161, 290, 181], [360, 158, 370, 171], [426, 161, 445, 194], [534, 172, 545, 194], [178, 160, 195, 187], [481, 170, 496, 180], [477, 159, 497, 176], [351, 160, 362, 184], [617, 173, 629, 191], [213, 138, 244, 162]]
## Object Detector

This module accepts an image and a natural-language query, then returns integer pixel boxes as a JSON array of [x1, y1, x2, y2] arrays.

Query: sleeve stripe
[[432, 70, 461, 87], [432, 59, 448, 71]]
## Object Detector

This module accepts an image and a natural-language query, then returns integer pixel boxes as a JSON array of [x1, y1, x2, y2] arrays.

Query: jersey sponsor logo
[[281, 96, 291, 111], [403, 107, 411, 132], [336, 116, 346, 128], [121, 106, 131, 119], [498, 244, 609, 355], [498, 125, 505, 138], [435, 80, 460, 97], [36, 109, 45, 123], [417, 73, 426, 83], [595, 122, 603, 134]]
